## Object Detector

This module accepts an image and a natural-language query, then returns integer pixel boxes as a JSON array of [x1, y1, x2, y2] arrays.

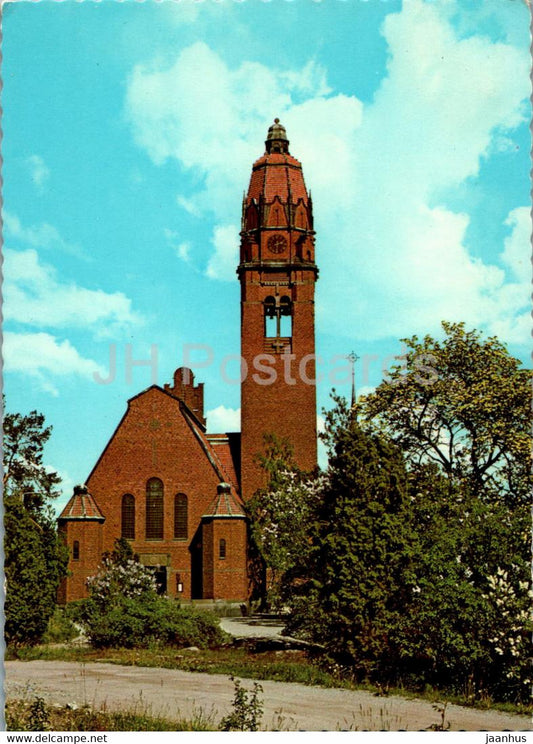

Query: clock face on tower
[[267, 234, 287, 255]]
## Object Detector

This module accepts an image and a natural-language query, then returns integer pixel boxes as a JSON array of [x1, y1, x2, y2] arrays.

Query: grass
[[6, 696, 216, 731], [7, 642, 532, 718]]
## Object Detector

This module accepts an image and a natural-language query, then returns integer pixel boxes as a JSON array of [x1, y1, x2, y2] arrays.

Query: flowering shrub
[[87, 558, 157, 608], [83, 547, 226, 649]]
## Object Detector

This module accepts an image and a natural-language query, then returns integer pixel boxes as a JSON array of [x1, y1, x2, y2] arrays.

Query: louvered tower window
[[73, 540, 80, 560], [121, 494, 135, 539], [146, 478, 164, 539], [219, 538, 227, 559], [174, 493, 188, 540]]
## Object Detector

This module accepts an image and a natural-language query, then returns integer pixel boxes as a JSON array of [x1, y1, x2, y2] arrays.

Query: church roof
[[181, 406, 241, 493], [207, 433, 240, 489], [202, 482, 246, 519], [58, 485, 105, 522]]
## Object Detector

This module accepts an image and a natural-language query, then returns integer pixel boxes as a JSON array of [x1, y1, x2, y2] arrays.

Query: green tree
[[356, 325, 532, 701], [3, 405, 62, 512], [289, 397, 416, 681], [3, 404, 68, 646], [391, 463, 531, 701], [361, 322, 531, 505], [247, 435, 322, 609]]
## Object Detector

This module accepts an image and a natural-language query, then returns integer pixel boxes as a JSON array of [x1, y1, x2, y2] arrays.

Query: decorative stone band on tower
[[239, 119, 318, 501]]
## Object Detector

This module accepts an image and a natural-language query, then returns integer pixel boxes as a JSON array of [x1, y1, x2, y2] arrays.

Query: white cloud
[[502, 207, 530, 283], [164, 228, 194, 265], [26, 155, 50, 191], [125, 1, 529, 346], [206, 405, 241, 432], [3, 331, 106, 396], [3, 210, 86, 259], [206, 225, 239, 281], [316, 414, 328, 470], [177, 195, 202, 217], [4, 248, 140, 335], [176, 242, 192, 263]]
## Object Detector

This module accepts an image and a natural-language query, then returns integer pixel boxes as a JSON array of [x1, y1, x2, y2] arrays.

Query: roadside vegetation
[[6, 696, 216, 732], [5, 323, 531, 728], [248, 324, 531, 707]]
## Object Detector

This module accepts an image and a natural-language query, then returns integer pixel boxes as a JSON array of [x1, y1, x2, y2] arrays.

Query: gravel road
[[6, 660, 532, 731]]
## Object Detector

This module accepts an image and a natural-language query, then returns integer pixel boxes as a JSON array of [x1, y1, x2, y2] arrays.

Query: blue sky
[[2, 0, 530, 513]]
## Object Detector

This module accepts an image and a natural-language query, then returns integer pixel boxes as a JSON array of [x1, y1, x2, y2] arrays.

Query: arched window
[[219, 538, 227, 560], [264, 295, 277, 338], [279, 295, 292, 337], [146, 478, 164, 539], [264, 295, 292, 338], [73, 540, 80, 561], [174, 493, 188, 540], [121, 494, 135, 539]]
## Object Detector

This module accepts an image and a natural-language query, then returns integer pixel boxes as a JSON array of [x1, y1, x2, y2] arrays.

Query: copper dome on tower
[[265, 118, 289, 154]]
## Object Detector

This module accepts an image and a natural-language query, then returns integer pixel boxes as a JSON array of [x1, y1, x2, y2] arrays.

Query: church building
[[58, 120, 318, 603]]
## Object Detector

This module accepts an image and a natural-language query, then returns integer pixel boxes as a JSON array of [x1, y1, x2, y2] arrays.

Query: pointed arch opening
[[146, 478, 164, 539], [121, 494, 135, 540]]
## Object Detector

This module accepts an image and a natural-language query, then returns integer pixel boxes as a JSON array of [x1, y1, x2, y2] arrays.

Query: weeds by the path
[[7, 644, 531, 719], [6, 696, 216, 732]]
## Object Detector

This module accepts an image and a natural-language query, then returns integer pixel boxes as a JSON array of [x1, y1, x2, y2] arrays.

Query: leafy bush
[[84, 594, 227, 649], [42, 607, 79, 644]]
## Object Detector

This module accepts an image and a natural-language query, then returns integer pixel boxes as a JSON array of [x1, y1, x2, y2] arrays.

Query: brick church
[[58, 120, 318, 603]]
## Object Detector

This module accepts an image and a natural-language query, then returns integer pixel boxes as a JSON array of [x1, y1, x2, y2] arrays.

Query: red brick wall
[[61, 387, 238, 602], [202, 518, 248, 601], [58, 520, 104, 603], [240, 262, 318, 500]]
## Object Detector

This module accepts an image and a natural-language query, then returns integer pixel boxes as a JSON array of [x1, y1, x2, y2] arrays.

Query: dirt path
[[5, 660, 531, 731]]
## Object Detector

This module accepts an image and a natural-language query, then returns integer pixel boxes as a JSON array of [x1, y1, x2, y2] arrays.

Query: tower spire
[[347, 351, 359, 411]]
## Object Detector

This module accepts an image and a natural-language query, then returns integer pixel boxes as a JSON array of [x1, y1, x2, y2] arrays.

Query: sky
[[2, 0, 531, 514]]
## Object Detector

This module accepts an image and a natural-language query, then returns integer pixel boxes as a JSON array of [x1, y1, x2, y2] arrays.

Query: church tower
[[239, 119, 318, 500]]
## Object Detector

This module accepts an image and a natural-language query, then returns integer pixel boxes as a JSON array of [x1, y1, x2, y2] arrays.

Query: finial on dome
[[266, 118, 289, 154]]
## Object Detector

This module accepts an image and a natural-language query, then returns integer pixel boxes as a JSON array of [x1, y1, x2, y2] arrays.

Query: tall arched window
[[121, 494, 135, 539], [146, 478, 164, 539], [174, 493, 188, 540], [73, 540, 80, 560], [264, 295, 277, 338], [279, 295, 292, 337], [219, 538, 227, 560]]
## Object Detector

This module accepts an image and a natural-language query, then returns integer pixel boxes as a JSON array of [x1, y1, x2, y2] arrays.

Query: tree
[[389, 463, 531, 701], [3, 404, 62, 513], [286, 388, 531, 703], [247, 435, 323, 609], [288, 397, 416, 681], [355, 325, 532, 701], [360, 322, 531, 505], [3, 403, 68, 646]]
